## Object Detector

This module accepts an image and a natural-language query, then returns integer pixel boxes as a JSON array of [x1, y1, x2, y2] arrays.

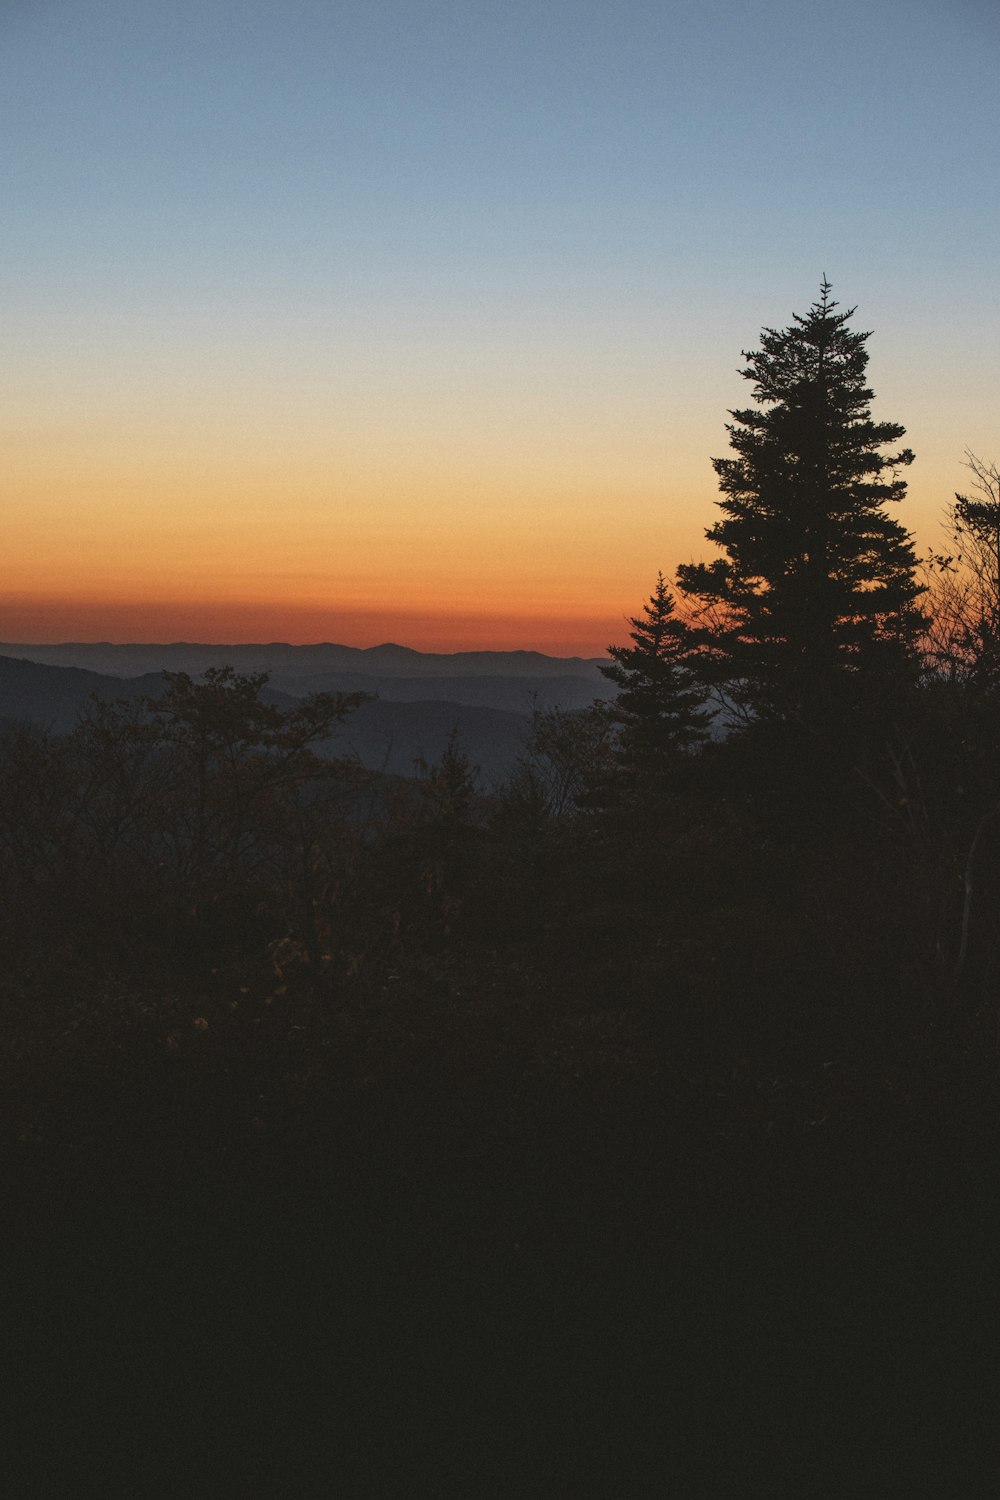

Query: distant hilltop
[[0, 640, 607, 681]]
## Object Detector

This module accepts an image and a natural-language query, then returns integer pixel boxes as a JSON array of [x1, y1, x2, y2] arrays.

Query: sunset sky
[[4, 0, 998, 654]]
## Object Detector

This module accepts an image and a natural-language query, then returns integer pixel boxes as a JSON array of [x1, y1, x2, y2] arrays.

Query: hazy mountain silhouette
[[0, 656, 168, 734], [268, 670, 609, 713], [0, 640, 607, 682], [330, 698, 530, 780], [0, 655, 533, 779]]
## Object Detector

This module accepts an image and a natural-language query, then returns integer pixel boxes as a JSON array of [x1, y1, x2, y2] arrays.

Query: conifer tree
[[677, 282, 924, 720], [600, 572, 709, 774]]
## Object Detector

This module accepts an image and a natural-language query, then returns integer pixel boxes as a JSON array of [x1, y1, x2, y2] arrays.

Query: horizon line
[[0, 638, 609, 662]]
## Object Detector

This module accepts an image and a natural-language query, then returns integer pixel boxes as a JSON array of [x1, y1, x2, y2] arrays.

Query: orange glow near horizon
[[1, 447, 958, 657], [0, 590, 635, 656], [2, 325, 969, 658], [3, 407, 725, 654]]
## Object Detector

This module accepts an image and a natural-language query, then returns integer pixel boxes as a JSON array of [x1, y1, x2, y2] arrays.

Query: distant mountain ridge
[[0, 640, 608, 682], [0, 654, 579, 781], [0, 655, 168, 734]]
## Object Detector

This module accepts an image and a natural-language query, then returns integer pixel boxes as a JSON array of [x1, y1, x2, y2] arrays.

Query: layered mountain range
[[0, 643, 612, 782]]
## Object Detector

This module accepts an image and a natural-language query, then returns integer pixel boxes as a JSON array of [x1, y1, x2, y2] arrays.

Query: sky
[[3, 0, 998, 654]]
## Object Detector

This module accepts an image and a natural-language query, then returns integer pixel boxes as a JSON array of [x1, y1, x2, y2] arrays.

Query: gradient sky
[[3, 0, 998, 653]]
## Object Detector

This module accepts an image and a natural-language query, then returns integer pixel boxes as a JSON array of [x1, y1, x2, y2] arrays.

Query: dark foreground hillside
[[3, 680, 1000, 1495], [7, 983, 997, 1497]]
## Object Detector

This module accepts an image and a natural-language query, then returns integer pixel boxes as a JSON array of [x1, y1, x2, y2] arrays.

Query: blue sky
[[3, 0, 998, 649]]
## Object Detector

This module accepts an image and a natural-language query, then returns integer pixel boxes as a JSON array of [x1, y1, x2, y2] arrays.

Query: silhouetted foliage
[[0, 667, 371, 971], [677, 281, 925, 722], [508, 701, 615, 816], [413, 724, 480, 826], [600, 572, 710, 782], [926, 452, 1000, 691]]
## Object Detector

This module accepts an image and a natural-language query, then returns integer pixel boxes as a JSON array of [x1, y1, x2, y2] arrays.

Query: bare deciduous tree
[[924, 451, 1000, 685]]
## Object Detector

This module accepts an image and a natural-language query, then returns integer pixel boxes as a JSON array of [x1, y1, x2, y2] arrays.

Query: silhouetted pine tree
[[677, 281, 924, 720], [600, 573, 710, 777]]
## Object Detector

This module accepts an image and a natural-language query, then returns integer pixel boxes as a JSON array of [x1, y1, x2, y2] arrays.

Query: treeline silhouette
[[4, 286, 1000, 1494]]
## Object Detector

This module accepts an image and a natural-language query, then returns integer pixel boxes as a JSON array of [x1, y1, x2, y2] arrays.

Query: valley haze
[[0, 642, 612, 781]]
